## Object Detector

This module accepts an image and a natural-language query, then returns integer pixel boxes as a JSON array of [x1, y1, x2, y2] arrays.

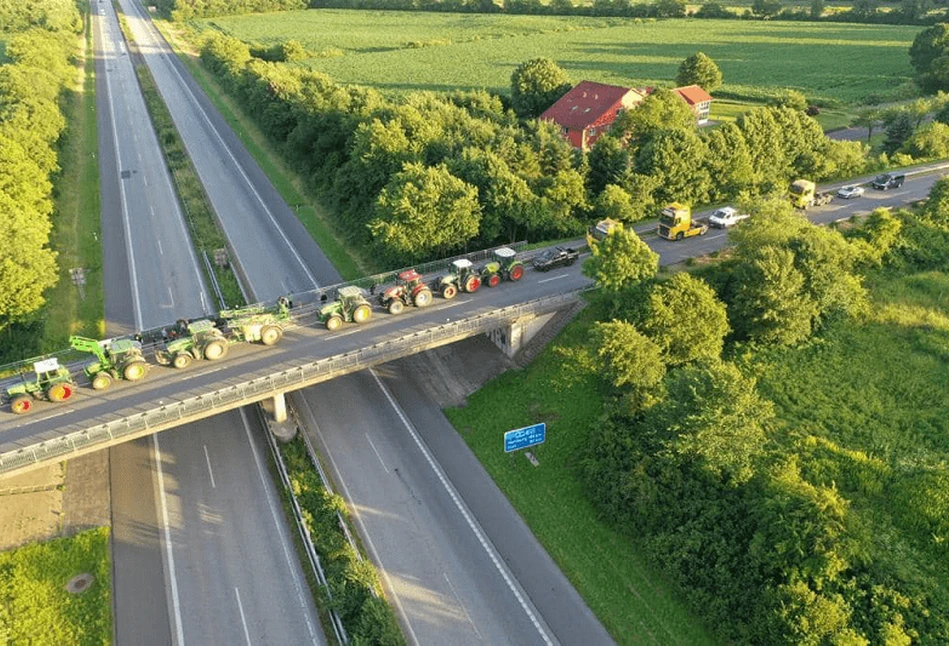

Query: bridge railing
[[0, 288, 589, 476]]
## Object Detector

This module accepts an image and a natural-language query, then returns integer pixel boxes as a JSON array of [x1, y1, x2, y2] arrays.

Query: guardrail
[[0, 289, 587, 476]]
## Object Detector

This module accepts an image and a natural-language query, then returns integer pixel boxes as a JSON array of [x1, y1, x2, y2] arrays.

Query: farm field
[[197, 10, 920, 104]]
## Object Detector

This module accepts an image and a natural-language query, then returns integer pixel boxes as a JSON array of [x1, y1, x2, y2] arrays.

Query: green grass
[[43, 14, 104, 348], [157, 20, 370, 280], [445, 302, 716, 646], [0, 527, 112, 645], [199, 10, 919, 105]]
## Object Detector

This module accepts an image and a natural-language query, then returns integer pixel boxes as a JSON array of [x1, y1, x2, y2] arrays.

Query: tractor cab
[[451, 258, 474, 275], [33, 358, 67, 383], [494, 247, 517, 267], [337, 285, 365, 309], [398, 269, 423, 290], [108, 338, 142, 360]]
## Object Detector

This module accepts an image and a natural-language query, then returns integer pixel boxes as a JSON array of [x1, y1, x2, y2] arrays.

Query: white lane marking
[[370, 369, 554, 646], [366, 434, 389, 473], [538, 273, 569, 284], [234, 587, 252, 646], [444, 573, 482, 641], [152, 434, 185, 646], [132, 11, 321, 292], [167, 286, 175, 308], [203, 444, 216, 488], [238, 408, 319, 642], [101, 13, 143, 329], [298, 398, 420, 646], [142, 174, 148, 186], [157, 239, 163, 255]]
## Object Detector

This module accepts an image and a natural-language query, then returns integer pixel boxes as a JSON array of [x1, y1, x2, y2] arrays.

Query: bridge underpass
[[0, 282, 587, 478]]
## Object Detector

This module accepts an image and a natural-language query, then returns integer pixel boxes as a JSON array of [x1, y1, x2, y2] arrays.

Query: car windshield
[[876, 175, 889, 182], [539, 251, 555, 261]]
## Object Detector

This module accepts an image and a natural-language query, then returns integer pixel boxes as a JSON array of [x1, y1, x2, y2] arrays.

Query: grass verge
[[153, 21, 369, 280], [445, 302, 716, 646], [115, 11, 245, 308], [0, 527, 112, 644]]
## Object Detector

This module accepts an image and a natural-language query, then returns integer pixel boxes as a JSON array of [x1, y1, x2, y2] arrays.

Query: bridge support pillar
[[271, 392, 288, 424], [486, 312, 557, 358]]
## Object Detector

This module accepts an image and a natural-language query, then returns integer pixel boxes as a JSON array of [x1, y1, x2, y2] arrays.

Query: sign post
[[504, 422, 546, 453]]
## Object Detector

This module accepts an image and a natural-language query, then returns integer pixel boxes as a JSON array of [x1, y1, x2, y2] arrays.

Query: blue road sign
[[504, 422, 546, 453]]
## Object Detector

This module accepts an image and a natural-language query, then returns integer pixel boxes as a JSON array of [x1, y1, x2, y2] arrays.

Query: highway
[[106, 1, 613, 643], [93, 2, 323, 644], [81, 2, 949, 643]]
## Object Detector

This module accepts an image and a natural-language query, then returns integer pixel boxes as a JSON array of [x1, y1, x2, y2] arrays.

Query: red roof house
[[672, 85, 713, 124], [539, 81, 647, 151]]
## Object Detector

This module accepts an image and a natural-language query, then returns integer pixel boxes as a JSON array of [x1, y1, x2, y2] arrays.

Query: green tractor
[[320, 286, 373, 331], [154, 319, 229, 369], [69, 336, 148, 390], [6, 358, 77, 414], [218, 295, 292, 346], [480, 247, 525, 287], [434, 259, 482, 299]]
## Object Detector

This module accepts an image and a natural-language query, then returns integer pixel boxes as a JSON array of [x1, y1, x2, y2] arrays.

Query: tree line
[[198, 36, 873, 266], [580, 188, 949, 643], [0, 5, 81, 334]]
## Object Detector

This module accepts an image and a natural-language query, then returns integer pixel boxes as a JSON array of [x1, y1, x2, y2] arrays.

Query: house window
[[589, 127, 597, 136], [561, 126, 568, 136]]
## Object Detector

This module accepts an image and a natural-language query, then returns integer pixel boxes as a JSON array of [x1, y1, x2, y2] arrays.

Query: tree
[[903, 121, 949, 159], [593, 320, 666, 401], [582, 227, 659, 294], [369, 163, 481, 263], [635, 128, 711, 205], [587, 136, 630, 194], [909, 23, 949, 93], [902, 0, 933, 22], [593, 184, 640, 223], [0, 189, 58, 330], [770, 89, 808, 112], [737, 108, 788, 193], [613, 88, 695, 142], [676, 52, 723, 93], [810, 0, 825, 18], [703, 122, 755, 202], [883, 112, 915, 155], [638, 273, 730, 366], [751, 0, 782, 18], [730, 245, 816, 345], [921, 176, 949, 228], [510, 57, 572, 118], [654, 360, 772, 486], [851, 107, 881, 143], [652, 0, 687, 17]]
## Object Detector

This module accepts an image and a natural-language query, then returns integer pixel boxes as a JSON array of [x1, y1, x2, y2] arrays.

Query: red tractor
[[378, 269, 433, 315]]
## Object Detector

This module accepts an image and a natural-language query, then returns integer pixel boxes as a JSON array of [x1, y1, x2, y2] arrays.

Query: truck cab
[[657, 203, 708, 241], [789, 179, 833, 209]]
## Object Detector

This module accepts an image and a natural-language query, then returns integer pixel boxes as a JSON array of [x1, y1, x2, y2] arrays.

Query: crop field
[[198, 10, 920, 104]]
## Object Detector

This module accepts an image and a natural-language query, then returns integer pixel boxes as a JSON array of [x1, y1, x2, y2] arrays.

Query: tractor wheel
[[154, 351, 171, 366], [204, 340, 228, 361], [47, 382, 74, 403], [442, 284, 458, 300], [92, 373, 113, 391], [123, 361, 147, 381], [566, 257, 576, 266], [260, 325, 283, 346], [325, 315, 343, 331], [353, 304, 372, 324], [510, 265, 524, 281], [464, 276, 481, 293], [675, 232, 684, 241], [10, 395, 32, 415], [414, 289, 433, 307], [486, 273, 501, 288], [173, 353, 192, 369], [388, 300, 404, 315]]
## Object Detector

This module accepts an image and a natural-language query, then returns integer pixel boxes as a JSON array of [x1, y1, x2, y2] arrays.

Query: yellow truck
[[657, 203, 708, 241], [789, 179, 834, 210]]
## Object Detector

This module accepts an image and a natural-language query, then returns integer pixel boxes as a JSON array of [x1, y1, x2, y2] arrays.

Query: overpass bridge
[[0, 260, 591, 478]]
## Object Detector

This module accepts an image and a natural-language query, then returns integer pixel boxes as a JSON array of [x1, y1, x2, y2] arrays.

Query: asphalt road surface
[[95, 2, 323, 644], [87, 3, 949, 643], [108, 2, 611, 643]]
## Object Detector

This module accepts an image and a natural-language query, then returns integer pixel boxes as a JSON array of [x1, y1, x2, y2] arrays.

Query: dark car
[[871, 173, 905, 190], [532, 247, 579, 272]]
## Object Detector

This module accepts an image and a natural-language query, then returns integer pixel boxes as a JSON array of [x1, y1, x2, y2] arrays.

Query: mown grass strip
[[0, 527, 112, 645], [115, 11, 245, 308], [154, 21, 369, 280], [445, 303, 716, 646]]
